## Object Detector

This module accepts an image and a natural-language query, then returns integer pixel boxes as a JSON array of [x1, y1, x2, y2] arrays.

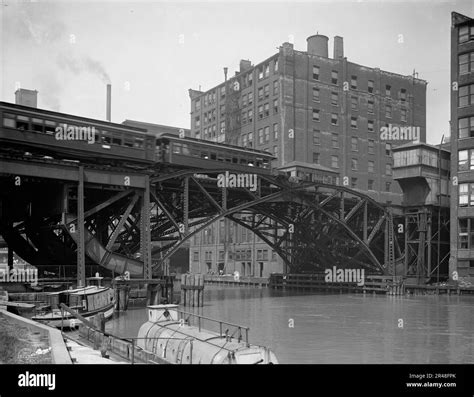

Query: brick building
[[450, 11, 474, 280], [188, 33, 427, 277]]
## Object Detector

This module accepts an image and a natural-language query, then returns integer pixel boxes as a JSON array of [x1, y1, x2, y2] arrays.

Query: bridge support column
[[141, 176, 152, 280], [77, 166, 86, 287]]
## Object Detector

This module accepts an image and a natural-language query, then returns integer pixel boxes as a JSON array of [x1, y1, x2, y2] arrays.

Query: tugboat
[[32, 276, 114, 328], [137, 304, 278, 364]]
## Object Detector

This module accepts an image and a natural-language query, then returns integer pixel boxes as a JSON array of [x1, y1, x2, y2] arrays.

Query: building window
[[313, 65, 320, 80], [313, 87, 320, 102], [258, 66, 264, 80], [400, 88, 407, 102], [368, 139, 375, 154], [351, 96, 358, 111], [459, 25, 474, 44], [331, 155, 339, 168], [459, 116, 474, 138], [313, 129, 320, 145], [458, 149, 474, 171], [195, 100, 201, 111], [264, 103, 270, 117], [385, 104, 392, 118], [351, 137, 358, 151], [258, 105, 264, 119], [264, 126, 270, 142], [351, 177, 357, 188], [313, 152, 320, 164], [331, 92, 338, 106], [350, 75, 357, 90], [258, 87, 264, 100], [368, 80, 374, 93], [242, 94, 247, 108], [331, 70, 338, 85], [195, 116, 200, 128], [248, 109, 253, 123], [220, 121, 225, 135], [386, 163, 392, 176], [385, 182, 391, 192], [331, 113, 338, 125], [331, 133, 339, 148], [242, 134, 247, 147], [460, 184, 474, 208], [368, 160, 375, 173], [351, 158, 358, 171], [273, 80, 279, 95], [248, 92, 253, 105], [385, 85, 391, 97], [459, 84, 474, 107], [273, 145, 278, 157], [274, 59, 279, 72], [368, 120, 374, 132], [248, 132, 253, 145], [368, 99, 374, 114], [401, 108, 407, 122], [241, 110, 247, 124], [264, 84, 270, 98], [368, 179, 374, 190], [459, 52, 474, 75], [385, 143, 392, 156], [351, 116, 358, 129], [193, 251, 199, 262], [220, 86, 226, 98], [459, 219, 469, 249], [313, 109, 320, 122], [258, 128, 264, 144], [273, 99, 278, 113], [264, 64, 270, 78], [273, 123, 279, 140]]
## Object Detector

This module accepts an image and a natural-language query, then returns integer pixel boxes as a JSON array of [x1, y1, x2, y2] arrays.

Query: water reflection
[[106, 285, 474, 364]]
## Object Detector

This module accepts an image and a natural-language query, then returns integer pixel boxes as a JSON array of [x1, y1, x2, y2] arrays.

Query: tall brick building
[[188, 33, 427, 276], [450, 11, 474, 280]]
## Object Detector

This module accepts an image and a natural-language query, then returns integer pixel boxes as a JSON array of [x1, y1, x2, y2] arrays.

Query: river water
[[106, 285, 474, 364]]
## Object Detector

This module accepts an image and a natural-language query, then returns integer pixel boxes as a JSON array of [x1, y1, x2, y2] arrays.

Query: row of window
[[2, 114, 147, 148], [192, 249, 277, 262], [459, 183, 474, 207], [311, 106, 404, 127], [312, 66, 408, 99], [394, 148, 441, 168], [459, 116, 474, 138], [459, 83, 474, 108], [312, 130, 391, 153]]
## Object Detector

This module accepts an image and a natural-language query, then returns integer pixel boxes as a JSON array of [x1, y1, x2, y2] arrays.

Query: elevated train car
[[0, 102, 275, 173]]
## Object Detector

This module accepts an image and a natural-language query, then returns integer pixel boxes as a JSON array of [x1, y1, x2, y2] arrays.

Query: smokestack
[[223, 67, 228, 81], [106, 84, 111, 122], [334, 36, 344, 59]]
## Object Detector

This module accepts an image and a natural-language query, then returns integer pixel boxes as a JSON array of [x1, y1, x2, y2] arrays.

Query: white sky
[[1, 0, 474, 144]]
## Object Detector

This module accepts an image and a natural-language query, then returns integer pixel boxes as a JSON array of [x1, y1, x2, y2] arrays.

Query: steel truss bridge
[[0, 153, 402, 285]]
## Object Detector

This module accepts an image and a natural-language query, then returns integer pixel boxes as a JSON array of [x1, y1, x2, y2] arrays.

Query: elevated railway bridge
[[0, 101, 402, 286]]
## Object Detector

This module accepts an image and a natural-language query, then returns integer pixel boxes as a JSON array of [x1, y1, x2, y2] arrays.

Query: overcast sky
[[1, 0, 474, 144]]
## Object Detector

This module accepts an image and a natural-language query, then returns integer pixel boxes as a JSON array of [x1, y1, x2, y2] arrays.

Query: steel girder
[[148, 169, 399, 275]]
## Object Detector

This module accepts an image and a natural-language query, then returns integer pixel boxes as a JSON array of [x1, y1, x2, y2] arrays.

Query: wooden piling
[[180, 274, 204, 307]]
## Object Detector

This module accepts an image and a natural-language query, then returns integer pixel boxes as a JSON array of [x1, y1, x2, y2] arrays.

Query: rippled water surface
[[106, 285, 474, 364]]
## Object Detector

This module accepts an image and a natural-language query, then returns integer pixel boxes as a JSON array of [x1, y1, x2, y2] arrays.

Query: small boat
[[137, 305, 278, 364], [32, 277, 114, 328]]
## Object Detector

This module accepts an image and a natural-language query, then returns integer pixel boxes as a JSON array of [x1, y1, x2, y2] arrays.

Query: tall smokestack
[[106, 84, 111, 122]]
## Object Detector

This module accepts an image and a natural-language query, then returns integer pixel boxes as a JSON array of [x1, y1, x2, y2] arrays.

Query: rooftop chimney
[[106, 84, 111, 122], [306, 34, 329, 57], [334, 36, 344, 59], [15, 88, 38, 108], [223, 67, 228, 81]]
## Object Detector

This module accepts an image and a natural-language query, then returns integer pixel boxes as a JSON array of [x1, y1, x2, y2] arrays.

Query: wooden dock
[[203, 275, 269, 287]]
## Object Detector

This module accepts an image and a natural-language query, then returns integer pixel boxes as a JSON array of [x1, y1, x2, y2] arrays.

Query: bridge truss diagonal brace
[[141, 176, 152, 280], [105, 193, 139, 251]]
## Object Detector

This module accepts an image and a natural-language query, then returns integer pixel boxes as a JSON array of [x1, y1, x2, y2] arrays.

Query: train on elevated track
[[0, 101, 275, 173]]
